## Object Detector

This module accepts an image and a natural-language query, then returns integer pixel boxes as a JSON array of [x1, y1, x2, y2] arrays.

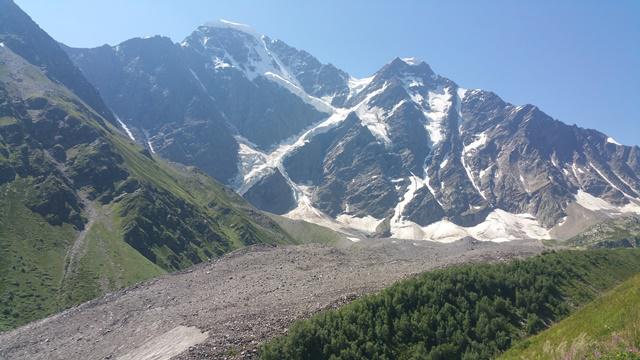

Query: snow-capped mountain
[[66, 20, 640, 242]]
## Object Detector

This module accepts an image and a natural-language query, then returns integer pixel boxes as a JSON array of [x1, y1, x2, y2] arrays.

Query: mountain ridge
[[64, 19, 640, 243], [0, 0, 115, 123]]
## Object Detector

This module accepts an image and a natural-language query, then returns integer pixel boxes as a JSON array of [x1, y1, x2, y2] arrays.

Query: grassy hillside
[[57, 201, 165, 307], [0, 43, 293, 330], [260, 249, 640, 360], [0, 179, 76, 330], [501, 273, 640, 359]]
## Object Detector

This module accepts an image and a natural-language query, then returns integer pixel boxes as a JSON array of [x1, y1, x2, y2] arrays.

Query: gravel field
[[0, 238, 543, 360]]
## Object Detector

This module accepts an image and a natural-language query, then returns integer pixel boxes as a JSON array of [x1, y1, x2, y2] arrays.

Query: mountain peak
[[202, 19, 259, 37], [376, 57, 435, 81], [400, 57, 422, 66]]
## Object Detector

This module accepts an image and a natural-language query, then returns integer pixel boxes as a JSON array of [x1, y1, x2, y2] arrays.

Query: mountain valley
[[0, 1, 639, 359]]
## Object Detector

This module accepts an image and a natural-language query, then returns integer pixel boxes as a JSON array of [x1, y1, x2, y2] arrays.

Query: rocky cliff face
[[66, 21, 640, 242], [64, 36, 240, 184]]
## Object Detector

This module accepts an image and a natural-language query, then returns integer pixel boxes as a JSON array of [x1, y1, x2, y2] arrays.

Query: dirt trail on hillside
[[0, 239, 542, 360], [59, 191, 97, 286], [45, 150, 100, 288]]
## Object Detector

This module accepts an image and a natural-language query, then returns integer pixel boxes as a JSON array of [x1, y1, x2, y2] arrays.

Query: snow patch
[[336, 214, 383, 233], [463, 132, 488, 154], [574, 190, 617, 212], [461, 154, 486, 200], [354, 82, 393, 145], [424, 87, 453, 145], [401, 57, 421, 65], [469, 211, 549, 242], [390, 175, 428, 227], [456, 91, 488, 200], [347, 237, 361, 243], [457, 87, 468, 101], [574, 189, 640, 213], [118, 326, 208, 360], [321, 94, 336, 104], [264, 71, 333, 114], [399, 78, 453, 145], [357, 106, 391, 145], [348, 76, 374, 99], [607, 137, 621, 146], [286, 186, 329, 222], [115, 116, 136, 141], [285, 186, 382, 237], [621, 200, 640, 213], [556, 216, 568, 227], [461, 132, 488, 200], [213, 57, 232, 69], [391, 99, 408, 115], [519, 174, 529, 193], [235, 137, 267, 183], [424, 173, 444, 207], [390, 209, 550, 243]]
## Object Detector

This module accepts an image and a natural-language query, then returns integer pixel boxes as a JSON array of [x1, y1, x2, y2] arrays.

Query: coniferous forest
[[261, 249, 640, 360]]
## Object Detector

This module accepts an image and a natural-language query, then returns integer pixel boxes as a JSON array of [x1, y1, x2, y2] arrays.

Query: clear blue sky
[[15, 0, 640, 146]]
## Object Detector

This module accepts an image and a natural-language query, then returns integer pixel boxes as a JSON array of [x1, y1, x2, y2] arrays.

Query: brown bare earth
[[0, 239, 543, 360]]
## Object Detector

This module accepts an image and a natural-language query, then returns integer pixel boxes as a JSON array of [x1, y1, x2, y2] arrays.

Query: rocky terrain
[[0, 239, 542, 360], [566, 214, 640, 248]]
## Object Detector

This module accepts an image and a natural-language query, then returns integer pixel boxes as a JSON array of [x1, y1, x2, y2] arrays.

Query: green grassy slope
[[260, 249, 640, 360], [0, 179, 75, 330], [0, 179, 162, 331], [58, 202, 165, 307], [501, 273, 640, 359]]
